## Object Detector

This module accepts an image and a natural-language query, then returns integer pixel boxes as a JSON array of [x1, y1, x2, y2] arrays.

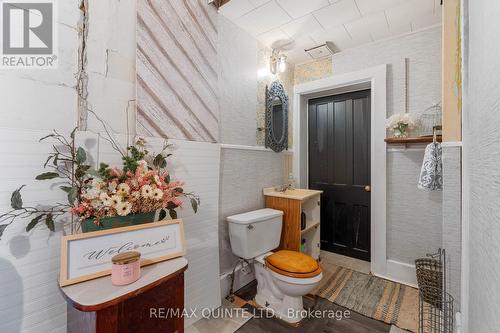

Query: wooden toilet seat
[[265, 250, 322, 278]]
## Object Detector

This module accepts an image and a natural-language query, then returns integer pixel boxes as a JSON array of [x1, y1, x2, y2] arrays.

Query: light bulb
[[278, 56, 287, 73]]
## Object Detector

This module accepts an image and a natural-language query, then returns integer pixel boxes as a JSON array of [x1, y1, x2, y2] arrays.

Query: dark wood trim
[[62, 263, 188, 312], [384, 135, 443, 144]]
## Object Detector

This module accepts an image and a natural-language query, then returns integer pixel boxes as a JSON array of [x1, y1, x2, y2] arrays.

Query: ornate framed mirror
[[265, 81, 288, 152]]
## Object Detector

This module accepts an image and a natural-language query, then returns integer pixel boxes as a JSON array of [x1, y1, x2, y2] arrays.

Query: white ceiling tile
[[313, 0, 361, 31], [385, 0, 434, 24], [236, 1, 292, 36], [281, 14, 323, 39], [248, 0, 271, 7], [345, 12, 390, 42], [220, 0, 441, 60], [257, 28, 290, 48], [276, 0, 330, 19], [294, 36, 319, 50], [308, 28, 331, 45], [219, 0, 255, 20], [354, 0, 407, 16], [412, 9, 441, 30]]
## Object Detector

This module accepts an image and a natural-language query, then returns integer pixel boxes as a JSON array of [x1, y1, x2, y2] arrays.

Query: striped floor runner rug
[[312, 264, 419, 333]]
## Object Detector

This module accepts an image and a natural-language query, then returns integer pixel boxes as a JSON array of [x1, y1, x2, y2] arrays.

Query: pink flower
[[172, 197, 183, 208], [109, 167, 122, 177]]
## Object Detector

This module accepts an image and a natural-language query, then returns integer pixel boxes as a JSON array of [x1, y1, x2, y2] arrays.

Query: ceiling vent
[[305, 41, 336, 59]]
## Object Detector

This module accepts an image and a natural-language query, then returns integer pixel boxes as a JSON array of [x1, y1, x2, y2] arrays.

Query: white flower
[[91, 178, 104, 190], [152, 188, 164, 200], [83, 188, 100, 200], [115, 201, 132, 216], [385, 113, 415, 129], [153, 175, 161, 186], [141, 185, 154, 198], [110, 195, 122, 207], [117, 183, 130, 195], [99, 193, 113, 206], [108, 181, 118, 193], [90, 199, 102, 209], [138, 160, 148, 169], [131, 191, 141, 199]]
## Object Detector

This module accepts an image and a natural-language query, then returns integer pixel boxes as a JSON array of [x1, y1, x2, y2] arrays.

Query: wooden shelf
[[301, 221, 320, 234], [384, 135, 442, 144]]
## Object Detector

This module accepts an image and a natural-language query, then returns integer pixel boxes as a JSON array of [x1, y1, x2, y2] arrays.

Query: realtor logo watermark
[[1, 0, 57, 68]]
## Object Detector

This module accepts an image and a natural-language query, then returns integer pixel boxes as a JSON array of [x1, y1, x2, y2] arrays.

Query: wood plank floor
[[234, 281, 391, 333]]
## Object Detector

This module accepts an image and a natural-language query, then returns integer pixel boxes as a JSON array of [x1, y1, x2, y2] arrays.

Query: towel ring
[[433, 125, 442, 143]]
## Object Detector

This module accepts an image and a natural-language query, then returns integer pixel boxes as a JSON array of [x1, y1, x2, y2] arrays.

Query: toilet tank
[[227, 208, 283, 259]]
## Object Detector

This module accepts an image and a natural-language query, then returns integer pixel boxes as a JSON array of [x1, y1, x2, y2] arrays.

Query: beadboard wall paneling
[[466, 0, 500, 330], [137, 0, 220, 142], [80, 133, 222, 327], [0, 129, 72, 333]]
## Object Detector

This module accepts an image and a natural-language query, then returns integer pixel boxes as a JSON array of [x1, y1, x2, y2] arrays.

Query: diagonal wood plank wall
[[137, 0, 219, 142]]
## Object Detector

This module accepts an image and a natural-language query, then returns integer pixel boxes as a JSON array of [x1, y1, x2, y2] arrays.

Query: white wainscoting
[[0, 130, 221, 331], [0, 128, 69, 333]]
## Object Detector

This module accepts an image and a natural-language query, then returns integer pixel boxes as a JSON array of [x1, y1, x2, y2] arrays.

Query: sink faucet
[[275, 183, 295, 192], [274, 174, 296, 192]]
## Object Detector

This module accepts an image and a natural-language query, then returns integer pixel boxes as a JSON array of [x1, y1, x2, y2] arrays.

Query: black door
[[308, 90, 371, 261]]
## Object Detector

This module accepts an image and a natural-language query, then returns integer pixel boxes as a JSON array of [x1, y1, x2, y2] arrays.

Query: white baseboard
[[220, 261, 256, 299], [375, 260, 418, 288], [455, 312, 462, 333]]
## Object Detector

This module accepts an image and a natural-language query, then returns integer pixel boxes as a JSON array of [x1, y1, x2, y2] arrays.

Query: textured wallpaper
[[294, 56, 333, 85], [136, 0, 219, 142], [466, 0, 500, 330]]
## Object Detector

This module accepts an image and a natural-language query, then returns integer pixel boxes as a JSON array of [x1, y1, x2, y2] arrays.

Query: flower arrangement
[[385, 113, 416, 138], [72, 141, 197, 222], [0, 128, 199, 239]]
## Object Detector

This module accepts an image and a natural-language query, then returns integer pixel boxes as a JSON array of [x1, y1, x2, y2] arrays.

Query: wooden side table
[[60, 257, 188, 333]]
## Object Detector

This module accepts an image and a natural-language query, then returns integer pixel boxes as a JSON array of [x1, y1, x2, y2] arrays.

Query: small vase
[[81, 211, 158, 233], [393, 129, 407, 138]]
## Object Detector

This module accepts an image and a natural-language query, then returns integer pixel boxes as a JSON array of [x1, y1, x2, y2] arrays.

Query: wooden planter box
[[81, 211, 158, 233]]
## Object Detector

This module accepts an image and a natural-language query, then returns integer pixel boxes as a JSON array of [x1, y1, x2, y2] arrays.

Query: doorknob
[[364, 185, 371, 192]]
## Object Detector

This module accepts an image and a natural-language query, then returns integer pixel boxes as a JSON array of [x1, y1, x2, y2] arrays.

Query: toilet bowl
[[227, 209, 323, 324], [254, 251, 322, 323]]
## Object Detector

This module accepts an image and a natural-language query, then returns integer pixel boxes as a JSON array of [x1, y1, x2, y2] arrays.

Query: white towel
[[418, 142, 443, 190]]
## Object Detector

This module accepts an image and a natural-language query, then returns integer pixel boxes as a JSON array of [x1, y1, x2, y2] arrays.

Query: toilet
[[227, 208, 323, 324]]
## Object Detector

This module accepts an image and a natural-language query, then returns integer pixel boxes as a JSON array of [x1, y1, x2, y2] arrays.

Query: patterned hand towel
[[418, 142, 443, 190]]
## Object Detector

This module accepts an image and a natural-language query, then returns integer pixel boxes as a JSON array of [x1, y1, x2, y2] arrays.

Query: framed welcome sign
[[59, 219, 186, 287]]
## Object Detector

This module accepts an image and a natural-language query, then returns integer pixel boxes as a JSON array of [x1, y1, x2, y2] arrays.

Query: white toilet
[[227, 208, 323, 324]]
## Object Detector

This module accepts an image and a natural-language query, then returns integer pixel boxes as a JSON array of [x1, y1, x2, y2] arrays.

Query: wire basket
[[419, 103, 442, 137], [416, 249, 454, 333], [415, 257, 443, 297], [419, 286, 454, 333]]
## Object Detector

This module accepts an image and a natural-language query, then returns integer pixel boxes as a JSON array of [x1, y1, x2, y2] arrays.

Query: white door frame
[[292, 65, 390, 281]]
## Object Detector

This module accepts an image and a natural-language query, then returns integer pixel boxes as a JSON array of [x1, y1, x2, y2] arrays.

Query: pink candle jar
[[111, 251, 141, 286]]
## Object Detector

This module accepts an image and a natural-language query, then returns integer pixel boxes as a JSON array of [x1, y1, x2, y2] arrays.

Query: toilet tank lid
[[227, 208, 283, 224]]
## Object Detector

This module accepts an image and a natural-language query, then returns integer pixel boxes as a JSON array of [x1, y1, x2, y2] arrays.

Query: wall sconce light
[[270, 49, 287, 74]]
